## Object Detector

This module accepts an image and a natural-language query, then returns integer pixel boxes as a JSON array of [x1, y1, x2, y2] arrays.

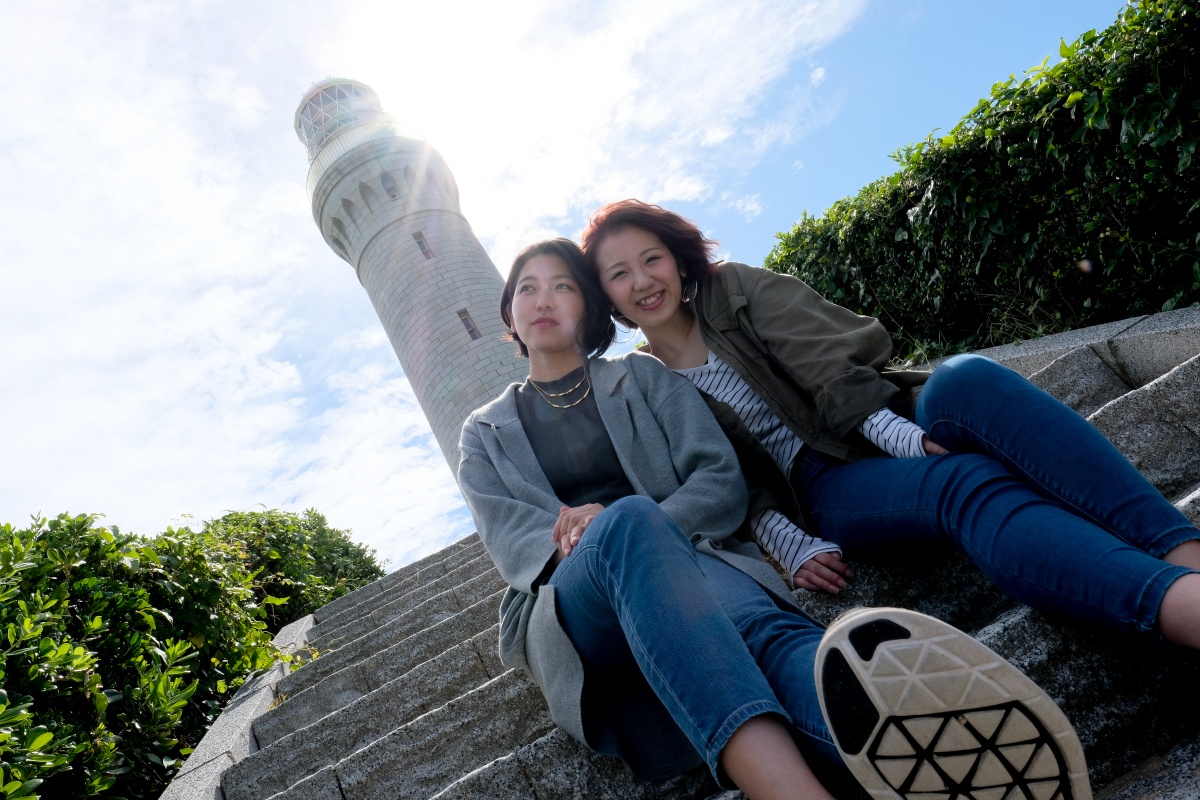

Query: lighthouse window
[[413, 231, 434, 260], [457, 309, 482, 341]]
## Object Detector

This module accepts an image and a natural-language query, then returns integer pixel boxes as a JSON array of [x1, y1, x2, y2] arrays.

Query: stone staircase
[[161, 308, 1200, 800]]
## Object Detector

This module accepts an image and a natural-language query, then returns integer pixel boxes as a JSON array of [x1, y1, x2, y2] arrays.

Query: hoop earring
[[681, 280, 698, 305]]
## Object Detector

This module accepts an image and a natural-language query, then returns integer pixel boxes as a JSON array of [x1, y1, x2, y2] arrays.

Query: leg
[[918, 354, 1199, 557], [793, 450, 1196, 636], [549, 496, 816, 790]]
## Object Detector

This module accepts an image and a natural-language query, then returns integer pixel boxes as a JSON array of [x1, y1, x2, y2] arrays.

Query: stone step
[[266, 669, 554, 800], [1088, 352, 1200, 498], [975, 605, 1200, 788], [429, 728, 718, 800], [309, 555, 499, 651], [312, 537, 483, 625], [312, 542, 488, 635], [224, 625, 505, 800], [1097, 736, 1200, 800], [1026, 343, 1132, 417], [256, 591, 503, 747], [1176, 481, 1200, 526], [278, 569, 504, 698]]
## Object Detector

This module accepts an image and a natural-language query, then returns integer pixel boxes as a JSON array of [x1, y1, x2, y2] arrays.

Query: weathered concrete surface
[[159, 752, 231, 800], [270, 764, 345, 800], [177, 664, 286, 778], [309, 558, 496, 650], [792, 549, 1013, 633], [1028, 344, 1131, 417], [260, 596, 502, 744], [964, 318, 1144, 376], [1099, 737, 1200, 800], [225, 637, 502, 800], [1108, 307, 1200, 387], [334, 669, 554, 800], [312, 537, 482, 624], [975, 606, 1200, 788], [1090, 354, 1200, 498]]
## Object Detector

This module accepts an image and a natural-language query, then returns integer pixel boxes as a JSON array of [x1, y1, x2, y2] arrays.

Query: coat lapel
[[589, 359, 648, 496], [476, 387, 559, 499]]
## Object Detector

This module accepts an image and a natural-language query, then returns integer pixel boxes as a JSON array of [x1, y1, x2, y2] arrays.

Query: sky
[[0, 0, 1125, 571]]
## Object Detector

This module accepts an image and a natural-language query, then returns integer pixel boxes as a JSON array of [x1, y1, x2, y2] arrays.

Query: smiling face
[[509, 253, 586, 362], [593, 226, 688, 335]]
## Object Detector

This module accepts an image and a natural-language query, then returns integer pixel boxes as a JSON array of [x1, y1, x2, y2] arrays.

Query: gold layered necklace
[[528, 370, 592, 409]]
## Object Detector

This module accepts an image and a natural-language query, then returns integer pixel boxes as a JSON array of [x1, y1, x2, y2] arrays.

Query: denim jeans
[[548, 495, 839, 782], [793, 354, 1199, 634]]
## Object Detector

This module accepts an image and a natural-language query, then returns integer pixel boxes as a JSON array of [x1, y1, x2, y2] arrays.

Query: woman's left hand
[[793, 552, 854, 593], [553, 503, 605, 558], [922, 435, 949, 455]]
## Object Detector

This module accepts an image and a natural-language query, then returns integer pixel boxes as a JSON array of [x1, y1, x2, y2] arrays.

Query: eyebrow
[[604, 246, 661, 271], [518, 273, 576, 284]]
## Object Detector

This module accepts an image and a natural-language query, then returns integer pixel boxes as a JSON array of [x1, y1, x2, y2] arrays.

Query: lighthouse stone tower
[[295, 79, 527, 469]]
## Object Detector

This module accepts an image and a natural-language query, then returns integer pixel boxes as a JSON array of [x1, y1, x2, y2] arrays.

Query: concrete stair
[[161, 308, 1200, 800]]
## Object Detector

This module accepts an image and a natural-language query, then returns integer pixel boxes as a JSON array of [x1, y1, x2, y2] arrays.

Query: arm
[[738, 266, 899, 437], [750, 509, 851, 592], [457, 417, 559, 594]]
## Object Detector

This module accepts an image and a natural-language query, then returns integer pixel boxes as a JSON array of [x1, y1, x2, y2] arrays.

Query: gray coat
[[457, 352, 799, 757]]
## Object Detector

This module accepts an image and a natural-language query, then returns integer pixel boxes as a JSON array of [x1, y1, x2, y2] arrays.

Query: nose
[[631, 265, 653, 291], [535, 287, 555, 310]]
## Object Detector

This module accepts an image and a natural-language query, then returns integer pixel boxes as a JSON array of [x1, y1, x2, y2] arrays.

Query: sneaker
[[815, 607, 1091, 800]]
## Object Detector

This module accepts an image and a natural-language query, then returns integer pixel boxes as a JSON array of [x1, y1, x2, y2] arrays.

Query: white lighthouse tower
[[294, 79, 527, 468]]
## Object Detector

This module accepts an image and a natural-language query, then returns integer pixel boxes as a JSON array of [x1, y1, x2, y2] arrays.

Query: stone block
[[975, 606, 1200, 787], [272, 615, 314, 654], [961, 318, 1143, 377], [1109, 307, 1200, 387], [450, 567, 506, 609], [791, 550, 1013, 634], [225, 641, 492, 800], [514, 728, 717, 800], [280, 589, 462, 696], [1028, 344, 1131, 416], [271, 765, 345, 800], [159, 753, 231, 800], [336, 670, 554, 800], [180, 664, 285, 776], [312, 579, 383, 624], [362, 591, 503, 691], [429, 754, 536, 800], [1098, 737, 1200, 800], [254, 663, 372, 749], [1175, 483, 1200, 526], [468, 624, 505, 679], [1089, 355, 1200, 497]]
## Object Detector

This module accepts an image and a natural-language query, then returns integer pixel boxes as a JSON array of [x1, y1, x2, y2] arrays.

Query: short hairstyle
[[580, 200, 720, 291], [500, 238, 618, 358]]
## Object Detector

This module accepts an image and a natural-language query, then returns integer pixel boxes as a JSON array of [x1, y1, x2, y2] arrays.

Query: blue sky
[[0, 0, 1124, 569]]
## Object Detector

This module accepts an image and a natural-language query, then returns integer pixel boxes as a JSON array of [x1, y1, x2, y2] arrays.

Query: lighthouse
[[294, 79, 526, 469]]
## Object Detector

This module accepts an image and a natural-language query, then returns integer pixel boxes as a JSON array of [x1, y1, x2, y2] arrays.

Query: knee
[[921, 355, 1017, 417], [585, 496, 689, 555]]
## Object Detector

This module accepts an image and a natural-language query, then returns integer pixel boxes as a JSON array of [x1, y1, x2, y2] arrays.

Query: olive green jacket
[[695, 262, 926, 462]]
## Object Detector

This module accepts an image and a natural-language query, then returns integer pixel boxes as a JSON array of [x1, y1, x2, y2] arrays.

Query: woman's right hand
[[552, 503, 605, 559]]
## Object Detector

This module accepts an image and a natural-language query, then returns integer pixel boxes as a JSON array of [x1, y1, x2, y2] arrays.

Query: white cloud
[[722, 192, 765, 221], [810, 66, 828, 87], [0, 0, 865, 570]]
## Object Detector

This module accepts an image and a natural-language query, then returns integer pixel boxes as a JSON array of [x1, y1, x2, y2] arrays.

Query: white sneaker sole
[[815, 607, 1091, 800]]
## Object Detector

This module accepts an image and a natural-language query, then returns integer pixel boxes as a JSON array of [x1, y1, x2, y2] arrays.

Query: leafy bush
[[0, 509, 382, 799], [767, 0, 1199, 359]]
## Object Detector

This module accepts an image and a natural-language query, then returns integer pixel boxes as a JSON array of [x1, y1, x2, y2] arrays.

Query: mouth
[[636, 290, 665, 312], [532, 317, 558, 328]]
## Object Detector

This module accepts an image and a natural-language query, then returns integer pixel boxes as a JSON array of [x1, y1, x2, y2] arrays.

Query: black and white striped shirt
[[675, 352, 928, 581]]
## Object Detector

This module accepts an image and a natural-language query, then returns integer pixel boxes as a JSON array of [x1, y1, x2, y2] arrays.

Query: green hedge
[[0, 509, 383, 799], [767, 0, 1199, 360]]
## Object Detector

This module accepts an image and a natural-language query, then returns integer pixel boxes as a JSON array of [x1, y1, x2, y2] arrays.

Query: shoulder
[[462, 383, 521, 430]]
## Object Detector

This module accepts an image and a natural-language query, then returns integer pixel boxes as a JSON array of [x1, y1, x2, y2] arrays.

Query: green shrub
[[0, 508, 382, 799], [767, 0, 1199, 360]]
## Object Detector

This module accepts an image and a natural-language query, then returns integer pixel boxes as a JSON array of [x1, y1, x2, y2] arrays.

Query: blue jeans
[[548, 496, 839, 783], [793, 354, 1199, 634]]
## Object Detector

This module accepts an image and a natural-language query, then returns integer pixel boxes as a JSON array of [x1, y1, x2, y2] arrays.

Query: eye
[[556, 282, 575, 291], [607, 268, 627, 281], [517, 284, 534, 293], [646, 254, 660, 264]]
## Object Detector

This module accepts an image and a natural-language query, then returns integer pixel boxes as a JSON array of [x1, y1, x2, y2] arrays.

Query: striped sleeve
[[858, 407, 928, 459], [749, 508, 841, 585]]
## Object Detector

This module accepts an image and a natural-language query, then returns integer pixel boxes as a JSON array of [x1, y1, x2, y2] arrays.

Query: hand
[[552, 503, 605, 558], [922, 435, 949, 455], [793, 552, 854, 594]]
